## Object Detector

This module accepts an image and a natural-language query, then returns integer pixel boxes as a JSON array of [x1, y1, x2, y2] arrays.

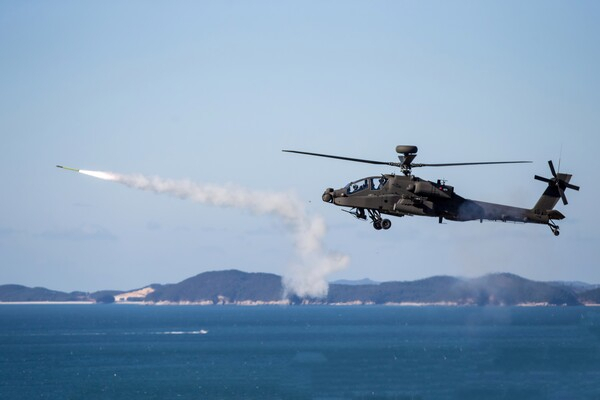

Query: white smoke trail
[[79, 170, 349, 298]]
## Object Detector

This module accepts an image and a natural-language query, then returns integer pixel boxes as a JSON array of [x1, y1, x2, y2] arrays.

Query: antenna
[[558, 143, 563, 173]]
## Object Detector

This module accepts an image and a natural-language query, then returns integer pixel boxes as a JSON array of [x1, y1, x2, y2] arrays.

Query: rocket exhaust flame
[[57, 166, 349, 298], [79, 170, 119, 181]]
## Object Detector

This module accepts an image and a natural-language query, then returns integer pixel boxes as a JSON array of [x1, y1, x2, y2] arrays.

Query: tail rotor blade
[[565, 183, 580, 191], [548, 160, 557, 177], [559, 187, 568, 205], [534, 175, 552, 184]]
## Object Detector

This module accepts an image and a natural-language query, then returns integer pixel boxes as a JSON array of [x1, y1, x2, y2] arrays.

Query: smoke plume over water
[[79, 170, 349, 298]]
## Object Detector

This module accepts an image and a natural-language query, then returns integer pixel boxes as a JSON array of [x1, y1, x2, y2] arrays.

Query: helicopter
[[283, 145, 579, 236]]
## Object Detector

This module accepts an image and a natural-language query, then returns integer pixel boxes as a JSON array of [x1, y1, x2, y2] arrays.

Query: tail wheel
[[548, 221, 560, 236]]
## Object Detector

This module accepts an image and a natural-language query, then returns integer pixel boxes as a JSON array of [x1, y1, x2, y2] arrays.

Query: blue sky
[[1, 1, 598, 292]]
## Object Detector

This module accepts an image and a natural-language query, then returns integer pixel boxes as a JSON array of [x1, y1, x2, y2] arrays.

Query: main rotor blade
[[412, 161, 532, 168], [548, 160, 557, 177], [284, 150, 531, 171], [282, 150, 401, 167]]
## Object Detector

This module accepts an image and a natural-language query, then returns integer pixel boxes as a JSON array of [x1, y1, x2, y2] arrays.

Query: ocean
[[1, 305, 599, 399]]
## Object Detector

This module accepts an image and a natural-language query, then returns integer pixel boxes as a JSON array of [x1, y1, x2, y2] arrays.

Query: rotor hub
[[395, 145, 418, 155], [395, 145, 418, 175]]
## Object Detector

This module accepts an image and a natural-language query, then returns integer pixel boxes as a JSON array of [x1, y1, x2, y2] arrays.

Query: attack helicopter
[[283, 146, 579, 236]]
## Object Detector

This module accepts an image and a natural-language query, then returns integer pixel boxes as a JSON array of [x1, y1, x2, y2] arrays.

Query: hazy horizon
[[3, 268, 599, 294]]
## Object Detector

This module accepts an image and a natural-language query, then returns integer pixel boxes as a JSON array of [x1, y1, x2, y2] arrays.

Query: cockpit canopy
[[346, 176, 388, 194]]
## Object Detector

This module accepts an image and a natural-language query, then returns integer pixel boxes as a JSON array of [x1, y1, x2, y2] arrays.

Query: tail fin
[[533, 160, 579, 212], [533, 172, 573, 211]]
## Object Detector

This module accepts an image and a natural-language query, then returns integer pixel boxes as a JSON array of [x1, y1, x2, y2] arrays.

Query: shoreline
[[1, 301, 599, 307], [0, 301, 95, 305]]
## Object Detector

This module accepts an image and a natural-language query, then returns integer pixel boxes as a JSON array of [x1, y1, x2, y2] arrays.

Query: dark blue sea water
[[1, 305, 599, 399]]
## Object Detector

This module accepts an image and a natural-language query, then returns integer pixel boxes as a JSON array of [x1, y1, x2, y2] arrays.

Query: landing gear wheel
[[548, 221, 560, 236], [373, 220, 382, 230], [381, 219, 392, 230]]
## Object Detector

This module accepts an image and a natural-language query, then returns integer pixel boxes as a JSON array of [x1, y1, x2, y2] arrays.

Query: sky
[[1, 1, 599, 292]]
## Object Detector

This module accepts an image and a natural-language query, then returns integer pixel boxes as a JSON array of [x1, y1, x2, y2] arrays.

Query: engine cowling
[[414, 181, 451, 199]]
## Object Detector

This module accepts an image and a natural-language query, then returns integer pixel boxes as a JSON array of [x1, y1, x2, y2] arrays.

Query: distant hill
[[328, 273, 580, 306], [90, 290, 124, 304], [331, 278, 380, 286], [0, 270, 592, 306], [145, 270, 283, 303], [547, 281, 600, 294], [578, 288, 600, 304], [468, 273, 580, 306], [328, 276, 462, 304], [0, 284, 87, 302]]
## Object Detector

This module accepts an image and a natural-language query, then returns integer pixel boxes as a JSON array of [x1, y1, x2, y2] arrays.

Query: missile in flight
[[56, 165, 117, 181], [56, 165, 80, 172]]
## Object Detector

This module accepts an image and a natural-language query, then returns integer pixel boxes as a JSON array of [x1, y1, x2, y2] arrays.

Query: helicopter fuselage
[[322, 174, 560, 226]]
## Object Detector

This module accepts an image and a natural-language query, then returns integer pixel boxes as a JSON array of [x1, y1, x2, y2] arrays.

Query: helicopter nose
[[322, 188, 334, 203]]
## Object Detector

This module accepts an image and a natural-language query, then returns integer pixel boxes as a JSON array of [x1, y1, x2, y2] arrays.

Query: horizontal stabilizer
[[547, 209, 565, 220]]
